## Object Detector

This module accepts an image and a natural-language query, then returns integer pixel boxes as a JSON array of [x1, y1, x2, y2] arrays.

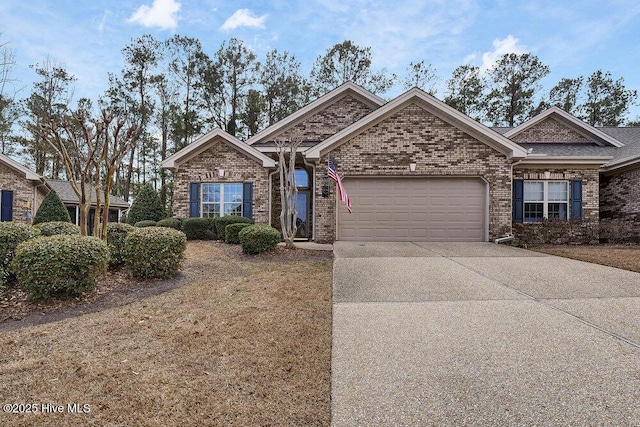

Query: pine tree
[[33, 190, 71, 225]]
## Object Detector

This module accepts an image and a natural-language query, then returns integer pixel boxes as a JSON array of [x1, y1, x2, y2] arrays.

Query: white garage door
[[337, 177, 487, 242]]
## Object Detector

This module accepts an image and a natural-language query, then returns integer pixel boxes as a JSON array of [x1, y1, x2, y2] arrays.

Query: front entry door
[[293, 191, 310, 239]]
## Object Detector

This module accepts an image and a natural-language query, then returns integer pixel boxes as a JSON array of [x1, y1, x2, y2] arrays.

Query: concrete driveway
[[332, 242, 640, 426]]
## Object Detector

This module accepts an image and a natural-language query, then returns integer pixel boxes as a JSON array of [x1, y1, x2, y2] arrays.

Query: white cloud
[[220, 9, 267, 31], [479, 35, 528, 72], [128, 0, 181, 30]]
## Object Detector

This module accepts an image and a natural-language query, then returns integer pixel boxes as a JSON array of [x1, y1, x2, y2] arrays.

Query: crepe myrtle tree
[[275, 133, 303, 249]]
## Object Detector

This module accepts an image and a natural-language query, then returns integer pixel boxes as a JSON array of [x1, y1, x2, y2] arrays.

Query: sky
[[1, 0, 639, 120]]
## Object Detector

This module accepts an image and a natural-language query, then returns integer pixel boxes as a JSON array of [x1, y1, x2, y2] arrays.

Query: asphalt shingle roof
[[46, 179, 129, 208]]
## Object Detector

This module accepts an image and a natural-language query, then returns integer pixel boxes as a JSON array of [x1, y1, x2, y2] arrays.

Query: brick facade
[[512, 166, 600, 222], [0, 162, 41, 223], [600, 166, 640, 239], [313, 104, 514, 243], [271, 95, 377, 143], [171, 138, 271, 224], [510, 117, 592, 143]]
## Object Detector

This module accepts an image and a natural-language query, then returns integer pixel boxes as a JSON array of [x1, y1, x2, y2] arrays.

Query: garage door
[[337, 177, 486, 242]]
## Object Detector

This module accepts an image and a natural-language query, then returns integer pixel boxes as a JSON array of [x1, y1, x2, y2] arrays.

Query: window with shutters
[[523, 181, 568, 222], [201, 183, 243, 218]]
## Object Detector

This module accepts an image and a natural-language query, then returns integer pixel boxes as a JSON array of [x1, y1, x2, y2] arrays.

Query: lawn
[[0, 241, 333, 426], [529, 243, 640, 273]]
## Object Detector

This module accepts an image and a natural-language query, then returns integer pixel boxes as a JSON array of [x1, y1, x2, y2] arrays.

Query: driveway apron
[[331, 242, 640, 426]]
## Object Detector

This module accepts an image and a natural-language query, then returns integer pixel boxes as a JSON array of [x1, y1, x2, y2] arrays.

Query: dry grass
[[0, 241, 332, 426], [529, 243, 640, 273]]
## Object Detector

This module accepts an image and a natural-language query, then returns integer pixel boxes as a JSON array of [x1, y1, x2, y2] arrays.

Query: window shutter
[[1, 190, 13, 222], [512, 179, 524, 224], [189, 182, 200, 217], [570, 180, 582, 220], [242, 182, 253, 220]]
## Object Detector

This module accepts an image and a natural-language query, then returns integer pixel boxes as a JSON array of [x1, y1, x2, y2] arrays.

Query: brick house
[[162, 82, 640, 243], [0, 153, 130, 226], [0, 153, 48, 223]]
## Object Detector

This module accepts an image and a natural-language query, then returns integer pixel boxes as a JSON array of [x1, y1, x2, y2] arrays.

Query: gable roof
[[161, 128, 276, 170], [46, 179, 129, 208], [504, 106, 624, 147], [305, 87, 528, 160], [246, 81, 386, 147], [0, 153, 43, 182]]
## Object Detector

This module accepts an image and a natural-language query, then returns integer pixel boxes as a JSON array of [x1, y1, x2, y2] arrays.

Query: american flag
[[328, 156, 352, 213]]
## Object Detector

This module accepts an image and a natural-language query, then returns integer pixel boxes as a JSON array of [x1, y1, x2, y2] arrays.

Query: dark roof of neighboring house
[[492, 126, 640, 169], [600, 127, 640, 166], [517, 143, 617, 157], [46, 179, 129, 208]]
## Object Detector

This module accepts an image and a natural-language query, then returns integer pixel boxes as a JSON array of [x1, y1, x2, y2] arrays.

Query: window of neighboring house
[[201, 183, 243, 218], [523, 181, 568, 223]]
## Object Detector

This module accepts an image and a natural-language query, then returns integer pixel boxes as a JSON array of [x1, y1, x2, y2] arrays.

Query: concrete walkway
[[331, 242, 640, 426]]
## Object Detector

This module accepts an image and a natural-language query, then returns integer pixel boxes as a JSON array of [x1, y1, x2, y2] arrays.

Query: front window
[[201, 183, 243, 218], [524, 181, 568, 223]]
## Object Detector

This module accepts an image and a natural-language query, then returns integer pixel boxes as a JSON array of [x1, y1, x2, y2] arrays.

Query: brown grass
[[529, 243, 640, 273], [0, 241, 332, 426]]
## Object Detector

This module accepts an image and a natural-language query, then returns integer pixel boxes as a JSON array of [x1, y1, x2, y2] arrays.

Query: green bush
[[238, 224, 281, 254], [106, 223, 135, 268], [181, 217, 215, 240], [225, 223, 252, 244], [135, 220, 157, 228], [34, 221, 81, 236], [127, 184, 166, 225], [214, 215, 253, 238], [0, 223, 40, 290], [123, 227, 186, 278], [12, 235, 109, 301], [33, 190, 71, 225], [156, 218, 182, 231]]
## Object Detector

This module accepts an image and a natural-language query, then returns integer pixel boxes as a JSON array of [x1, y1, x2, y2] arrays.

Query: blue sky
[[1, 0, 639, 120]]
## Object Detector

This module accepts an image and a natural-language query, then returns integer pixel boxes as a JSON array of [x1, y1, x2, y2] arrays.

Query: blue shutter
[[570, 180, 582, 220], [1, 190, 13, 222], [512, 179, 524, 223], [242, 182, 253, 220], [189, 182, 200, 217]]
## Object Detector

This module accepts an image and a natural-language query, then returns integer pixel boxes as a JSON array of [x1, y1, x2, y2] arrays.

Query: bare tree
[[38, 102, 138, 239], [38, 104, 99, 236], [275, 134, 303, 249]]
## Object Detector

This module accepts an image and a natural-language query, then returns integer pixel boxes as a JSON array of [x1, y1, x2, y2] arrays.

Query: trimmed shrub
[[156, 217, 182, 231], [34, 221, 81, 236], [135, 220, 157, 228], [225, 222, 252, 244], [12, 235, 109, 301], [106, 223, 135, 267], [123, 227, 187, 278], [181, 217, 214, 240], [213, 215, 253, 238], [238, 224, 281, 254], [127, 184, 166, 225], [0, 223, 40, 290], [33, 190, 71, 225]]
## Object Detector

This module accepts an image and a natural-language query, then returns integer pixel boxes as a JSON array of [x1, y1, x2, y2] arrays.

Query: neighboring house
[[46, 179, 129, 227], [162, 82, 640, 243], [0, 154, 129, 227], [0, 153, 48, 223]]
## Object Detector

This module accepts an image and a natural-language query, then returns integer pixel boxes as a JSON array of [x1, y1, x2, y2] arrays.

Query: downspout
[[32, 179, 49, 223], [268, 169, 278, 228]]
